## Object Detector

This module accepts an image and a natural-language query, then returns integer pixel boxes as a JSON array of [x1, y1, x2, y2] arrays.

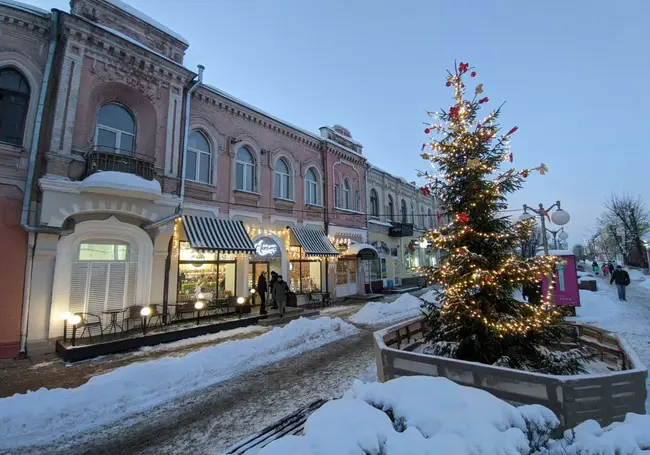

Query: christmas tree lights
[[418, 62, 588, 374]]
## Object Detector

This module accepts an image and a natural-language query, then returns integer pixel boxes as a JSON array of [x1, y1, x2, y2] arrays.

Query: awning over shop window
[[182, 215, 255, 253], [289, 227, 339, 257], [344, 243, 379, 260]]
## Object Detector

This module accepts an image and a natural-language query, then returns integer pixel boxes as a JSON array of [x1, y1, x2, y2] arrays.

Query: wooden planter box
[[374, 317, 647, 430]]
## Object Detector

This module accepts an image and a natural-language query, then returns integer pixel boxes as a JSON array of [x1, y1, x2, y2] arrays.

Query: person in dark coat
[[610, 266, 631, 301], [272, 275, 289, 317], [256, 272, 268, 315], [269, 271, 278, 309]]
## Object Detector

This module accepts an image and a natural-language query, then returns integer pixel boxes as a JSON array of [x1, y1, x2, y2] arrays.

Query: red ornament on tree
[[424, 128, 431, 134], [457, 212, 470, 223], [471, 71, 476, 77], [479, 97, 489, 104], [436, 212, 442, 222], [521, 170, 529, 178], [506, 126, 519, 136], [472, 183, 479, 190], [458, 62, 469, 74], [449, 106, 460, 118], [446, 81, 451, 87], [420, 186, 431, 196], [506, 152, 514, 162]]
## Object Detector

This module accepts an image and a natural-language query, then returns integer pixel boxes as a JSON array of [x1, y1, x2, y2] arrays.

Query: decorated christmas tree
[[419, 62, 588, 374]]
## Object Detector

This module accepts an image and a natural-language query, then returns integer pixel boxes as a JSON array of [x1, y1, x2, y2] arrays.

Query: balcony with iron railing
[[85, 146, 156, 181], [80, 146, 161, 200]]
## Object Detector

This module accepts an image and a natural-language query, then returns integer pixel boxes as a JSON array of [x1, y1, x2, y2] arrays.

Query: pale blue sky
[[28, 0, 650, 244]]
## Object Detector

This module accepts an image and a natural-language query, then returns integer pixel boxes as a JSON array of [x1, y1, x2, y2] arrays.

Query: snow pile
[[258, 377, 650, 455], [0, 317, 357, 450], [350, 293, 424, 325], [80, 171, 162, 198], [259, 376, 560, 455], [572, 289, 621, 324], [546, 414, 650, 454], [420, 289, 441, 307]]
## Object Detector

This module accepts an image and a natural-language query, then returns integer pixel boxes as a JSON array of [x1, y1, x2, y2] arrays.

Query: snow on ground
[[0, 316, 357, 450], [258, 376, 650, 455], [349, 293, 425, 325], [420, 289, 441, 307], [572, 289, 621, 324]]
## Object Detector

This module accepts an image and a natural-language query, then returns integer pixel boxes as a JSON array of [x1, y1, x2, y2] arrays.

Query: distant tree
[[593, 232, 619, 261], [519, 224, 542, 259], [571, 244, 586, 261], [601, 194, 650, 268]]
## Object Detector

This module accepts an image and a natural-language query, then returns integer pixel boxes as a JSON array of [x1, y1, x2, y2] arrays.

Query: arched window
[[387, 195, 394, 221], [370, 189, 379, 217], [274, 158, 291, 200], [236, 146, 255, 192], [187, 131, 211, 184], [411, 203, 415, 224], [420, 206, 425, 228], [428, 209, 433, 228], [95, 103, 135, 154], [401, 199, 407, 223], [343, 179, 351, 209], [0, 68, 30, 145], [305, 168, 319, 205]]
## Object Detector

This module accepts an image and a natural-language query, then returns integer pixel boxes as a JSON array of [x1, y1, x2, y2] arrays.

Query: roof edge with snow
[[0, 0, 49, 16], [103, 0, 188, 45]]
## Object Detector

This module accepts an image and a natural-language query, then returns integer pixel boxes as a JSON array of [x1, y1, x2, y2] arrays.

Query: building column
[[26, 233, 58, 341]]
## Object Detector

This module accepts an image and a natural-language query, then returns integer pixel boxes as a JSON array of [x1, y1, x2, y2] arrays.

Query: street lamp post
[[520, 201, 571, 255], [546, 227, 569, 250]]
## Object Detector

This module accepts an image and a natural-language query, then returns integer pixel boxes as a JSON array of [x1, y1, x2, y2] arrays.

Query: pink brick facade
[[0, 0, 370, 358]]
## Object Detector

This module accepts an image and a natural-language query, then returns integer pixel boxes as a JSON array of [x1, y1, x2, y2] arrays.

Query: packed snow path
[[573, 273, 650, 412]]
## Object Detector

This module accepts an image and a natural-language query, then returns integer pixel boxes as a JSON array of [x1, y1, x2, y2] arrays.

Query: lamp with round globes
[[519, 211, 535, 221], [558, 231, 569, 241], [551, 209, 570, 226], [60, 311, 72, 342]]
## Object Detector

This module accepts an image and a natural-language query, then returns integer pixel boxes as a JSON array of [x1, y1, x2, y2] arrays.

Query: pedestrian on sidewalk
[[269, 271, 278, 309], [272, 275, 289, 317], [257, 271, 268, 315], [602, 263, 609, 277], [610, 265, 631, 301], [592, 261, 600, 276]]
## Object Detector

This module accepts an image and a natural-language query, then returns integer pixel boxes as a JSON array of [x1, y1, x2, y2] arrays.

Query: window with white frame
[[387, 195, 394, 221], [305, 168, 319, 205], [401, 199, 407, 223], [334, 184, 340, 207], [187, 131, 212, 184], [274, 158, 292, 199], [411, 203, 415, 224], [95, 103, 135, 155], [235, 146, 256, 192], [428, 208, 433, 228], [370, 189, 379, 217], [343, 179, 351, 209], [0, 68, 30, 146]]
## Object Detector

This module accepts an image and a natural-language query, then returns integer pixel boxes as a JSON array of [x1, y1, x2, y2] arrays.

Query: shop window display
[[177, 242, 236, 302], [290, 260, 321, 294]]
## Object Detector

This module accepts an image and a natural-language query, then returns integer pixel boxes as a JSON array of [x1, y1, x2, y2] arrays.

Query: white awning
[[182, 215, 255, 253], [344, 243, 378, 260]]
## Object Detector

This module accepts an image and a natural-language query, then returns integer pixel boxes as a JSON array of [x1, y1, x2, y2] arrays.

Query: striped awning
[[182, 215, 255, 253], [289, 227, 339, 257]]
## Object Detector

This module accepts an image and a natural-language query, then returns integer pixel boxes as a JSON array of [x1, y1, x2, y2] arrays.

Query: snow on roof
[[202, 83, 324, 144], [90, 21, 186, 69], [536, 249, 573, 256], [103, 0, 188, 45], [0, 0, 48, 16]]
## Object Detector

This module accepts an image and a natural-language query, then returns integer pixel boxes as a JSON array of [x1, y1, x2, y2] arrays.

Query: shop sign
[[388, 222, 414, 237], [254, 237, 281, 258], [381, 257, 387, 279]]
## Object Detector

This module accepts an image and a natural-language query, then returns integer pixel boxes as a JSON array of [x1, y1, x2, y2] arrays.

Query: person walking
[[269, 271, 278, 309], [592, 261, 600, 276], [272, 275, 289, 317], [257, 271, 268, 315], [601, 263, 609, 277], [610, 265, 631, 301]]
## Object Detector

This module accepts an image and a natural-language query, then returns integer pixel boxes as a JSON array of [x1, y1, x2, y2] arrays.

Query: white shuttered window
[[69, 241, 138, 331]]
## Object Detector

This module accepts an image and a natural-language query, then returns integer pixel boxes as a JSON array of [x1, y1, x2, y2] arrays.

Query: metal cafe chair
[[73, 312, 103, 342]]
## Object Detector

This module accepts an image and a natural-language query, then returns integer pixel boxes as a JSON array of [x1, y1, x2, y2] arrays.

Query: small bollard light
[[69, 314, 81, 346], [197, 293, 205, 300], [236, 296, 245, 319], [194, 300, 205, 326], [140, 306, 152, 335], [60, 311, 72, 342]]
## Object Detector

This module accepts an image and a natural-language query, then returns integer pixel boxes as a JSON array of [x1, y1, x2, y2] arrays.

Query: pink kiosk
[[539, 250, 581, 313]]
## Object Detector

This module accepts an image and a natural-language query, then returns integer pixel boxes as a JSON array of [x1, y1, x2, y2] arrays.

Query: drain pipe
[[18, 10, 67, 357], [142, 65, 203, 231], [179, 64, 204, 205]]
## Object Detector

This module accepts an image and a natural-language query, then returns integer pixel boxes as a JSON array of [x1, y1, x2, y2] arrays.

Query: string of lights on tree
[[417, 61, 565, 342]]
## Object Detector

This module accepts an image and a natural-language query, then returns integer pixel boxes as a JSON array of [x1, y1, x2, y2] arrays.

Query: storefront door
[[248, 262, 269, 306], [335, 258, 357, 297]]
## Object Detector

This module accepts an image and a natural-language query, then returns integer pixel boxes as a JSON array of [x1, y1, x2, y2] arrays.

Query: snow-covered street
[[571, 271, 650, 412]]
